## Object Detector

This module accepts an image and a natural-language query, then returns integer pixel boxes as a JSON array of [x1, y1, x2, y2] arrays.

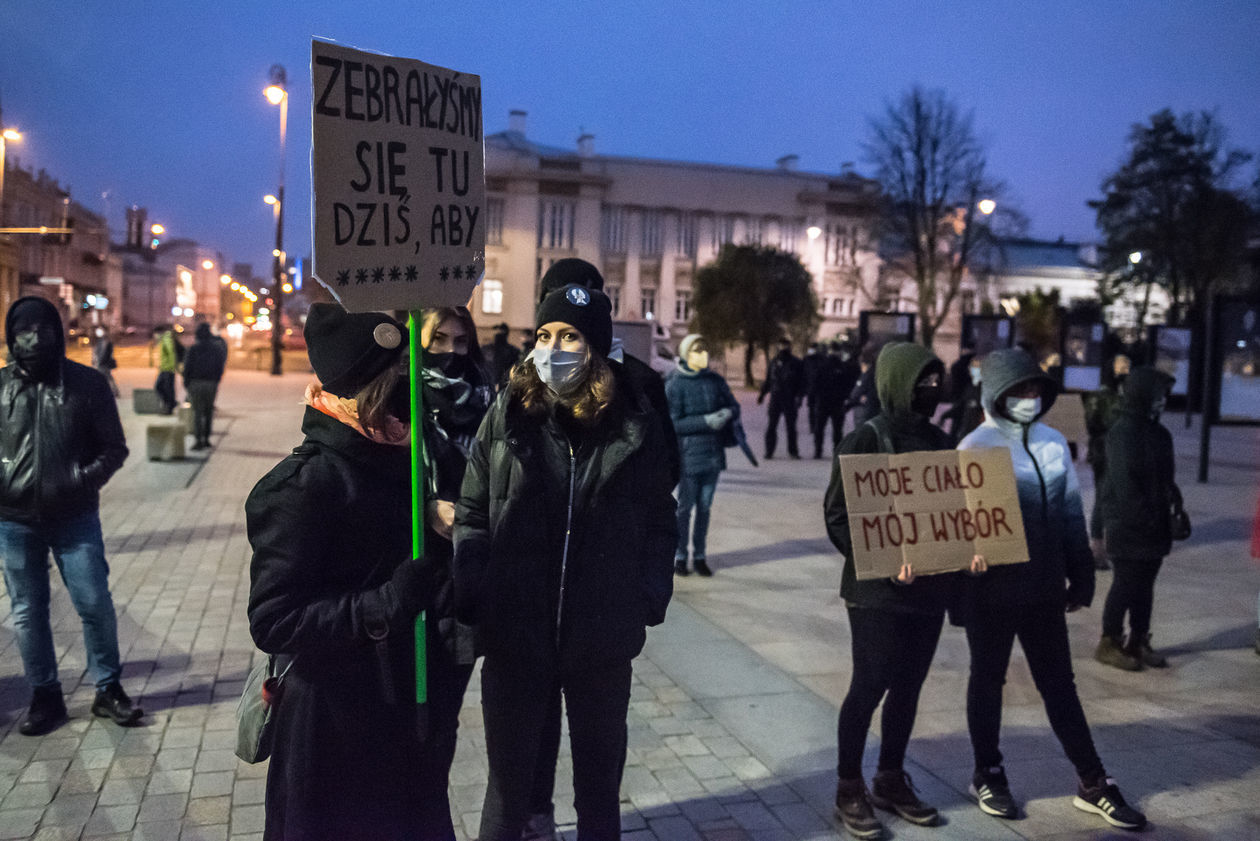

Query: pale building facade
[[478, 112, 882, 351]]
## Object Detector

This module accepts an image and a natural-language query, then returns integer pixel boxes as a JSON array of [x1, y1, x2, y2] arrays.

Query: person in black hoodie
[[454, 285, 676, 841], [0, 296, 139, 736], [183, 322, 227, 450], [824, 342, 981, 838], [758, 337, 805, 458], [246, 304, 454, 841], [1096, 366, 1178, 671]]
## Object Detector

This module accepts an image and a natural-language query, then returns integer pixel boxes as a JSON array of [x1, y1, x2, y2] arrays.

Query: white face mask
[[969, 366, 982, 385], [530, 345, 586, 394], [1005, 396, 1041, 424]]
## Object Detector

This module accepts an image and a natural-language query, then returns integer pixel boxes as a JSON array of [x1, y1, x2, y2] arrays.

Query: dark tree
[[1091, 109, 1253, 325], [864, 86, 1005, 347], [692, 244, 819, 387]]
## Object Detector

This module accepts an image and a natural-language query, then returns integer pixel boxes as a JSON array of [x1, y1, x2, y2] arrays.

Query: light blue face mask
[[1005, 396, 1041, 424], [530, 345, 586, 394]]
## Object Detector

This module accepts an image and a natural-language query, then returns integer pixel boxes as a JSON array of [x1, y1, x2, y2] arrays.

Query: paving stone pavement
[[0, 365, 1255, 840]]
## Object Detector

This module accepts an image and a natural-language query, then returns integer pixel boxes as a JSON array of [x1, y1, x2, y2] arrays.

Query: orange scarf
[[304, 382, 410, 446]]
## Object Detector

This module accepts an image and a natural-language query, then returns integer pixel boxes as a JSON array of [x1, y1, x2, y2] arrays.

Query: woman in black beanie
[[455, 284, 677, 840], [245, 303, 460, 841]]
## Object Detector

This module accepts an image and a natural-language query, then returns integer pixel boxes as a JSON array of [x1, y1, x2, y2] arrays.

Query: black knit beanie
[[304, 302, 407, 397], [535, 284, 613, 357], [538, 258, 605, 303]]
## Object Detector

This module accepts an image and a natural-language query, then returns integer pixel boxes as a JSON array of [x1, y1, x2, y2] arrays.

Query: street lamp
[[0, 125, 21, 227], [264, 64, 288, 376], [147, 222, 165, 333], [977, 198, 997, 216]]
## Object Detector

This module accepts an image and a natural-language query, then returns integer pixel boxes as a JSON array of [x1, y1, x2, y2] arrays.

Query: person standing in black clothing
[[454, 285, 676, 841], [1083, 354, 1130, 569], [247, 304, 457, 840], [941, 353, 986, 445], [758, 338, 804, 459], [1096, 366, 1178, 671], [802, 342, 824, 438], [91, 326, 120, 397], [846, 344, 882, 430], [182, 323, 226, 450], [488, 322, 521, 391], [824, 342, 981, 838], [812, 341, 860, 458]]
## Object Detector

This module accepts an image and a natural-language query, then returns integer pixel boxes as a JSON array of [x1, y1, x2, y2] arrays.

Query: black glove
[[390, 557, 442, 616]]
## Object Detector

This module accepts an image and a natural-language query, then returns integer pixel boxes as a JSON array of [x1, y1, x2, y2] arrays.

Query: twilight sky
[[3, 0, 1257, 280]]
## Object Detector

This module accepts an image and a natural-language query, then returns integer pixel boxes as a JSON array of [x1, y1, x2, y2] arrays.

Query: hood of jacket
[[875, 342, 943, 420], [979, 348, 1058, 431], [1119, 366, 1173, 417]]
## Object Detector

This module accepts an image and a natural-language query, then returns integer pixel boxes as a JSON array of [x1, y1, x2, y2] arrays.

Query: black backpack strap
[[864, 415, 896, 455]]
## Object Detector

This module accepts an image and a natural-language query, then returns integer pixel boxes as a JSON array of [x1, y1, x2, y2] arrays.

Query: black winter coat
[[453, 366, 677, 670], [182, 337, 226, 384], [759, 351, 804, 406], [1100, 368, 1177, 560], [246, 408, 447, 841], [0, 360, 128, 524]]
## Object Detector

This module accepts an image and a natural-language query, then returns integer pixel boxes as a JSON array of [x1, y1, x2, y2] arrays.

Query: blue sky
[[3, 0, 1257, 278]]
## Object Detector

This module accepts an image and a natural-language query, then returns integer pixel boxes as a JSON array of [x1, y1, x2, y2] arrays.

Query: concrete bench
[[146, 423, 186, 461], [133, 388, 163, 415]]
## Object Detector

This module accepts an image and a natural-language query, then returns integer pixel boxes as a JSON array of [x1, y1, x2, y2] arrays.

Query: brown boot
[[1094, 635, 1142, 671], [1127, 633, 1168, 668], [834, 778, 883, 839]]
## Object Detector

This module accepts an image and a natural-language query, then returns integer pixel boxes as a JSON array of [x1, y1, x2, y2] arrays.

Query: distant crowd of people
[[6, 274, 1254, 840]]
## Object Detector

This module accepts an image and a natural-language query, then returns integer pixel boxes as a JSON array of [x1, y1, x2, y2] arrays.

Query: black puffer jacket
[[824, 343, 954, 615], [0, 297, 128, 524], [453, 365, 677, 670], [1100, 367, 1177, 560]]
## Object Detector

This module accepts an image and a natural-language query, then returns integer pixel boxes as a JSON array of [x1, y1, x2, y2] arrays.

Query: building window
[[605, 284, 622, 318], [486, 198, 504, 245], [601, 206, 628, 253], [538, 201, 575, 250], [780, 222, 798, 254], [481, 279, 504, 314], [641, 288, 657, 320], [744, 217, 762, 245], [674, 289, 692, 322], [711, 215, 735, 251], [641, 210, 663, 256], [824, 223, 843, 266], [677, 212, 697, 257]]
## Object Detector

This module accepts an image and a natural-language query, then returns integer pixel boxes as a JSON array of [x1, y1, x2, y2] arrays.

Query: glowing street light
[[201, 259, 215, 270], [264, 63, 288, 375], [220, 274, 232, 285], [806, 225, 822, 240], [0, 124, 21, 225], [264, 194, 278, 206], [1129, 251, 1142, 265], [978, 199, 997, 216]]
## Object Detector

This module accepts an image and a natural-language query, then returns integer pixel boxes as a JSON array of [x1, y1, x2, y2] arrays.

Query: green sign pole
[[408, 311, 427, 706]]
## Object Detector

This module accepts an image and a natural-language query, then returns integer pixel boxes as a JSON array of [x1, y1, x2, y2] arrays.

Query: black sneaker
[[693, 558, 713, 577], [18, 686, 68, 736], [834, 779, 882, 839], [674, 559, 690, 576], [870, 769, 939, 826], [970, 766, 1018, 819], [1073, 778, 1146, 830], [91, 682, 144, 727]]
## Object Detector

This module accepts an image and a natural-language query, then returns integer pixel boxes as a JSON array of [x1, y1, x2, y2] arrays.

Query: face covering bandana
[[911, 385, 942, 417], [530, 345, 586, 394], [422, 349, 467, 380], [12, 327, 60, 382], [1005, 396, 1041, 424]]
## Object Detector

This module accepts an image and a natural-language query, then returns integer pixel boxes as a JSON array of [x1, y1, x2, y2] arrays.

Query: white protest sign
[[838, 447, 1029, 580], [311, 40, 485, 313]]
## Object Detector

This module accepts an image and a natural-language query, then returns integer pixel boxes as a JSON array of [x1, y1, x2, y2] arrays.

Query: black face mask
[[423, 349, 467, 380], [911, 385, 942, 418], [12, 326, 61, 382]]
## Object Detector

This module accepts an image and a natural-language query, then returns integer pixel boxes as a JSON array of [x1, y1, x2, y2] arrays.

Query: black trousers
[[154, 370, 177, 413], [965, 601, 1105, 782], [836, 607, 943, 780], [186, 379, 218, 443], [813, 404, 847, 457], [1102, 556, 1164, 640], [765, 399, 799, 458], [479, 656, 632, 841]]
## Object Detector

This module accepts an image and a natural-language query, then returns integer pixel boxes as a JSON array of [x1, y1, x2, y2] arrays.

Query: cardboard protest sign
[[838, 447, 1029, 580], [311, 39, 485, 312]]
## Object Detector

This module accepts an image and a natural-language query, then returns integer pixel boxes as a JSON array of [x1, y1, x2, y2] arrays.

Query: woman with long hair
[[454, 285, 677, 840], [246, 303, 462, 840]]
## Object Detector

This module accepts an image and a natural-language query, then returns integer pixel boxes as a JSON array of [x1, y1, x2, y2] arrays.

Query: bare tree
[[864, 86, 999, 347]]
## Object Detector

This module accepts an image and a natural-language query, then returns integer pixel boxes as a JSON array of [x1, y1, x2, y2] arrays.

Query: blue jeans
[[676, 471, 720, 560], [0, 512, 122, 691]]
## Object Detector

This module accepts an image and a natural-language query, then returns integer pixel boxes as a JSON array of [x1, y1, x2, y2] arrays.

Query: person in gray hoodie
[[957, 349, 1146, 831]]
